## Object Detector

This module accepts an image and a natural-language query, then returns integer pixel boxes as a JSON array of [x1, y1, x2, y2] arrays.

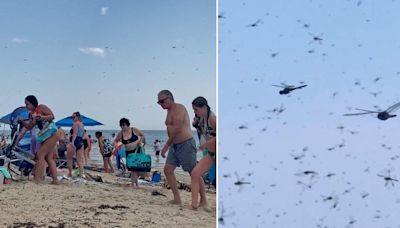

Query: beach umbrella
[[0, 107, 29, 125], [55, 114, 103, 127]]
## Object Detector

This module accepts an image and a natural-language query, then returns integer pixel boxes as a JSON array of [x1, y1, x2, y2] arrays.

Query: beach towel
[[0, 167, 11, 179]]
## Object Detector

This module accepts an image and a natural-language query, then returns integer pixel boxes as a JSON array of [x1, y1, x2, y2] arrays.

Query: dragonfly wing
[[343, 112, 372, 116], [295, 85, 307, 89], [386, 102, 400, 113], [354, 108, 379, 113]]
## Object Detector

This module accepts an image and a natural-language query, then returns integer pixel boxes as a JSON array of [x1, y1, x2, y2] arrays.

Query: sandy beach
[[0, 168, 216, 228]]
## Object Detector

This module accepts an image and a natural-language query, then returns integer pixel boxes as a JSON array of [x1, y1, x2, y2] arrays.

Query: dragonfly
[[343, 102, 400, 121], [234, 172, 251, 191], [218, 203, 235, 226], [377, 170, 399, 187], [272, 83, 307, 95]]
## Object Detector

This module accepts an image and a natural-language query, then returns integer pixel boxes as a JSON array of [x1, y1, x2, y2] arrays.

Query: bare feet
[[131, 183, 139, 189], [199, 202, 208, 208], [51, 180, 60, 185], [168, 200, 182, 205], [187, 204, 198, 210]]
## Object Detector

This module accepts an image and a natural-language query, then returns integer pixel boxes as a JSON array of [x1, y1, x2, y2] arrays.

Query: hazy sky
[[219, 0, 400, 227], [0, 0, 216, 130]]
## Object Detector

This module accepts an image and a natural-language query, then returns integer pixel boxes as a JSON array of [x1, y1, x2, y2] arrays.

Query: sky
[[0, 0, 216, 130], [219, 0, 400, 227]]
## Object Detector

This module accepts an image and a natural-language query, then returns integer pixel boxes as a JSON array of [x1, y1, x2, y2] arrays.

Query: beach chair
[[1, 107, 36, 179]]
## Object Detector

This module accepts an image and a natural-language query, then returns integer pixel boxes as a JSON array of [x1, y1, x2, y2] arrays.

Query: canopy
[[0, 107, 29, 125], [55, 114, 103, 127]]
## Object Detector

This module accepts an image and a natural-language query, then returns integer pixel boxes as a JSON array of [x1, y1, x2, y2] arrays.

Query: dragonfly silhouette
[[234, 172, 251, 191], [343, 102, 400, 121], [377, 170, 399, 187], [272, 83, 307, 95], [219, 203, 235, 226]]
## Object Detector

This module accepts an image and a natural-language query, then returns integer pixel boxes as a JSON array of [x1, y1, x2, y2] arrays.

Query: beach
[[0, 130, 216, 227], [0, 169, 216, 228]]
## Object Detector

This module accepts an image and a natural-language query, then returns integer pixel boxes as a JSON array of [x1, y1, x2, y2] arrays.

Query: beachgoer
[[83, 130, 90, 165], [87, 134, 93, 159], [66, 112, 85, 178], [114, 118, 146, 188], [56, 127, 67, 159], [18, 95, 59, 184], [154, 139, 161, 163], [157, 90, 204, 205], [95, 131, 114, 173], [190, 96, 216, 209]]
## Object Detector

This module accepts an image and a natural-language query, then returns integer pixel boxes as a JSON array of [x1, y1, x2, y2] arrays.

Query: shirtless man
[[157, 90, 206, 205]]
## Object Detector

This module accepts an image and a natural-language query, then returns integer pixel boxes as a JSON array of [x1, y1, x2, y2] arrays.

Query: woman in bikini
[[190, 96, 216, 209], [19, 95, 59, 184], [114, 118, 146, 189]]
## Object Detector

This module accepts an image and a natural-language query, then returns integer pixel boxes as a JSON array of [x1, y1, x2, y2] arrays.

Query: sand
[[0, 169, 216, 228]]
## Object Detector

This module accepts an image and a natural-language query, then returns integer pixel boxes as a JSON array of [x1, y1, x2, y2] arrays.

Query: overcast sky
[[0, 0, 216, 130]]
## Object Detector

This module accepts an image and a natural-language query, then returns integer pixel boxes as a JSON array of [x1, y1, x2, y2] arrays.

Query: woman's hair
[[95, 131, 102, 137], [119, 118, 130, 127], [192, 96, 210, 111], [73, 112, 81, 121], [192, 114, 201, 128], [25, 95, 38, 108]]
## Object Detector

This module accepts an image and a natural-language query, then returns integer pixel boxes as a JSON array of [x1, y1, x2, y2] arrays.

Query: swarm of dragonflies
[[343, 102, 400, 121], [272, 83, 308, 95]]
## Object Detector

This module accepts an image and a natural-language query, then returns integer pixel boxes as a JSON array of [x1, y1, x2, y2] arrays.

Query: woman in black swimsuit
[[114, 118, 146, 189]]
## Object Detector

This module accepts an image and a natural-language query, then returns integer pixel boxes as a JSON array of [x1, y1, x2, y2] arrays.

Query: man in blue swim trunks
[[157, 90, 206, 205]]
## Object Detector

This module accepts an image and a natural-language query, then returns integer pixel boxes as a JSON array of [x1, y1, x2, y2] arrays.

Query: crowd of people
[[6, 90, 216, 209]]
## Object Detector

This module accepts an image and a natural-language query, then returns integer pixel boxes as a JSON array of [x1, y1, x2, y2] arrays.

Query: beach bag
[[36, 122, 57, 144], [126, 146, 151, 172]]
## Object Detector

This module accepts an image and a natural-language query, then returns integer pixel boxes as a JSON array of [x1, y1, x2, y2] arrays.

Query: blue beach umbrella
[[55, 114, 103, 127], [0, 107, 29, 125]]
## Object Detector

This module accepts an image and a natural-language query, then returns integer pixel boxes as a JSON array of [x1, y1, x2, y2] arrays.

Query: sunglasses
[[157, 97, 170, 105]]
